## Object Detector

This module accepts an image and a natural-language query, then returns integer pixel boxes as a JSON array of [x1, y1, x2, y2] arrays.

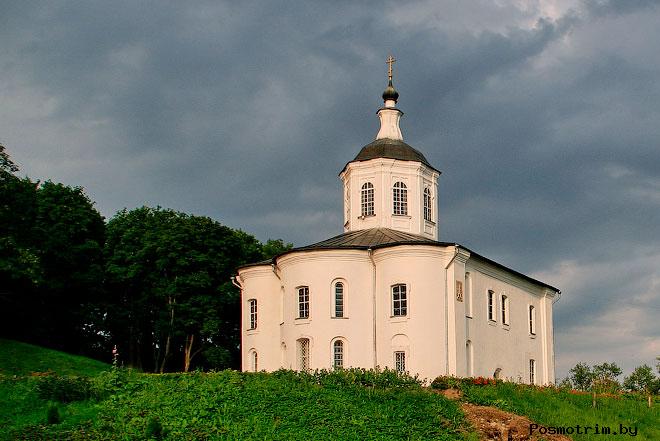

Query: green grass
[[4, 339, 657, 440], [0, 338, 109, 376], [0, 340, 471, 440], [0, 339, 109, 438], [459, 381, 659, 441]]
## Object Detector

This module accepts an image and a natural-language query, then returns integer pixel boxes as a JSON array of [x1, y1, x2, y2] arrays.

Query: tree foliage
[[1, 146, 105, 355], [261, 238, 293, 260], [567, 362, 593, 391], [104, 207, 263, 372], [623, 365, 658, 393], [1, 145, 288, 370]]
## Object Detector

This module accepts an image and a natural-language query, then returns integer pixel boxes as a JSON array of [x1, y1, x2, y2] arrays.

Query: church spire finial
[[382, 54, 399, 105], [387, 55, 396, 83], [376, 55, 403, 141]]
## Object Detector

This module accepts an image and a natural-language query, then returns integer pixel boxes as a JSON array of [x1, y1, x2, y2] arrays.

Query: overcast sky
[[1, 0, 658, 379]]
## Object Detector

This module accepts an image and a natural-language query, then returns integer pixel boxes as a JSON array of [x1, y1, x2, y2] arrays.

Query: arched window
[[251, 351, 258, 372], [392, 182, 408, 215], [529, 305, 536, 335], [297, 338, 310, 371], [392, 284, 407, 317], [333, 340, 344, 368], [334, 282, 344, 318], [361, 183, 374, 217], [423, 187, 432, 221], [248, 299, 257, 330]]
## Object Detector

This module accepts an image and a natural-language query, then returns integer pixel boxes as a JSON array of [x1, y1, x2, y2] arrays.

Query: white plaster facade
[[236, 74, 559, 384]]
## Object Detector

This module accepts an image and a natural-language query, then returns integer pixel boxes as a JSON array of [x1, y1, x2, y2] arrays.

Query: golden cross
[[386, 55, 396, 81]]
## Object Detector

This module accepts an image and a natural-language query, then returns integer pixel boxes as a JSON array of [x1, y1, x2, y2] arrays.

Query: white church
[[235, 58, 560, 384]]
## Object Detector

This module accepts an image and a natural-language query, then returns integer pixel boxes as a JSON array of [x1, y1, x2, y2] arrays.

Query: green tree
[[0, 143, 19, 174], [1, 144, 105, 356], [592, 362, 622, 393], [0, 144, 41, 338], [32, 181, 106, 353], [568, 362, 593, 391], [104, 207, 262, 372], [623, 365, 657, 393], [261, 238, 293, 260]]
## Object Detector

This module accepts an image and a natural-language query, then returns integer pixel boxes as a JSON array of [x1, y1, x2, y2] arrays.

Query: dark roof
[[295, 227, 445, 250], [341, 138, 440, 174], [237, 227, 559, 293]]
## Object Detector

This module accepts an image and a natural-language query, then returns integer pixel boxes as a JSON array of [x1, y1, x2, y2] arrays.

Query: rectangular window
[[529, 359, 536, 384], [298, 338, 310, 371], [529, 305, 536, 335], [334, 282, 344, 318], [465, 272, 472, 317], [248, 299, 257, 329], [487, 290, 495, 321], [392, 284, 407, 317], [394, 351, 406, 373], [298, 286, 309, 319], [501, 294, 509, 325]]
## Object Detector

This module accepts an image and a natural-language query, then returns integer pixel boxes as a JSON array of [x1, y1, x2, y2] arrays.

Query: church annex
[[235, 57, 560, 384]]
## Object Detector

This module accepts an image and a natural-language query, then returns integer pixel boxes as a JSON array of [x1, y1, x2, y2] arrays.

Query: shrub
[[145, 416, 164, 440], [270, 367, 423, 389], [91, 367, 129, 398], [469, 376, 497, 386], [36, 375, 95, 403], [430, 375, 460, 390], [45, 402, 62, 425]]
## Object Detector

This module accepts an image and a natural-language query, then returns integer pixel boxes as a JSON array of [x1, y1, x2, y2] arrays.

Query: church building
[[235, 58, 560, 384]]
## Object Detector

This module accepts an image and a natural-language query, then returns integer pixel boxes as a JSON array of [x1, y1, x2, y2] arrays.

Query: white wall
[[340, 159, 439, 240], [459, 258, 557, 384], [238, 246, 557, 385]]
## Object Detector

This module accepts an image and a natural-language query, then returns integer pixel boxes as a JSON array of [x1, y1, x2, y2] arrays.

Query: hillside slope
[[0, 339, 109, 376]]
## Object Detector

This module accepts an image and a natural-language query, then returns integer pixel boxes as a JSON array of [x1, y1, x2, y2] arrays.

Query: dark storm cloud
[[1, 1, 658, 377]]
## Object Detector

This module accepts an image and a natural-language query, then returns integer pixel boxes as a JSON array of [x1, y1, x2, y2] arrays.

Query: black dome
[[382, 84, 399, 102], [343, 138, 439, 173]]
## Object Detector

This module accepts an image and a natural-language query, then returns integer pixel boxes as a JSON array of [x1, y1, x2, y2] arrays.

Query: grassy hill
[[1, 339, 658, 440], [0, 338, 109, 376], [0, 339, 470, 440]]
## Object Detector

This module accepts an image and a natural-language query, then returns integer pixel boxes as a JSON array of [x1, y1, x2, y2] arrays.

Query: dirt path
[[460, 402, 572, 441], [438, 389, 572, 441]]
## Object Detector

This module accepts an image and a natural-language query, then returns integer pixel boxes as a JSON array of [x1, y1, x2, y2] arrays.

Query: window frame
[[501, 294, 509, 326], [423, 187, 432, 222], [529, 359, 536, 384], [248, 298, 257, 330], [251, 350, 258, 372], [333, 281, 345, 318], [297, 338, 310, 371], [394, 351, 406, 373], [465, 272, 472, 318], [391, 284, 408, 317], [332, 339, 344, 369], [529, 305, 536, 335], [487, 290, 495, 322], [392, 182, 408, 216], [360, 182, 375, 217], [297, 286, 310, 319]]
